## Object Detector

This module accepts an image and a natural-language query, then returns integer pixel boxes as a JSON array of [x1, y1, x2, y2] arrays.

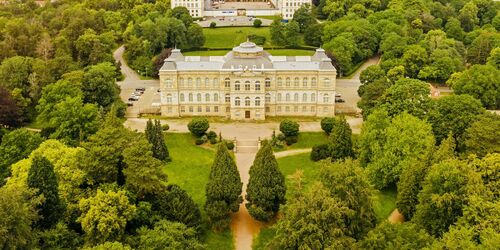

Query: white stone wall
[[171, 0, 204, 17], [281, 0, 311, 19]]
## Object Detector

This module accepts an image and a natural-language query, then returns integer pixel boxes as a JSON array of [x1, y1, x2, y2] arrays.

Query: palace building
[[158, 41, 337, 120], [171, 0, 311, 19]]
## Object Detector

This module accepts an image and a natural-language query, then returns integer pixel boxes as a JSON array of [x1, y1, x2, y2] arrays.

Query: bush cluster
[[310, 144, 331, 161], [188, 118, 209, 137], [279, 120, 300, 146]]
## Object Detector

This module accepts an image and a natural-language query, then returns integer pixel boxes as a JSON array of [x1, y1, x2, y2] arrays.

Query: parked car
[[335, 98, 345, 103], [335, 92, 342, 98], [129, 95, 139, 101], [126, 101, 134, 106], [135, 87, 145, 92]]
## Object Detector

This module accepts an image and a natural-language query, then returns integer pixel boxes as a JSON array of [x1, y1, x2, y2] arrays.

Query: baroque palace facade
[[158, 41, 337, 120]]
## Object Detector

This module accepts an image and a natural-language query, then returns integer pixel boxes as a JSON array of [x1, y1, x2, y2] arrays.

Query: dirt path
[[113, 45, 141, 82], [351, 55, 381, 80]]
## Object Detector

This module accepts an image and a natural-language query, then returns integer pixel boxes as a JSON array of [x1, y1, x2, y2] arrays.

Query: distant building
[[159, 41, 337, 120], [171, 0, 311, 19]]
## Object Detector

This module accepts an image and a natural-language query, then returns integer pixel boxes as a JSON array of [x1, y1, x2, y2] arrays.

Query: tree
[[246, 142, 286, 221], [448, 65, 499, 109], [0, 129, 43, 184], [359, 65, 386, 92], [358, 108, 391, 167], [358, 79, 391, 118], [123, 136, 167, 199], [279, 119, 299, 137], [378, 78, 431, 119], [458, 2, 479, 32], [284, 21, 301, 47], [402, 45, 428, 78], [270, 19, 286, 46], [413, 159, 483, 237], [204, 143, 242, 231], [466, 32, 499, 65], [187, 118, 209, 137], [487, 47, 500, 69], [171, 6, 193, 27], [151, 184, 202, 230], [0, 86, 21, 127], [39, 222, 83, 249], [253, 19, 262, 28], [36, 79, 83, 125], [75, 29, 114, 66], [366, 113, 435, 189], [0, 186, 40, 249], [145, 119, 171, 162], [27, 155, 63, 229], [356, 222, 434, 249], [465, 113, 500, 157], [304, 23, 324, 47], [320, 159, 377, 239], [84, 241, 132, 250], [445, 18, 465, 41], [186, 24, 205, 49], [292, 4, 316, 32], [329, 116, 355, 161], [469, 153, 500, 199], [78, 189, 137, 245], [427, 94, 485, 146], [136, 220, 204, 250], [82, 62, 119, 109], [320, 117, 335, 134], [269, 183, 356, 249]]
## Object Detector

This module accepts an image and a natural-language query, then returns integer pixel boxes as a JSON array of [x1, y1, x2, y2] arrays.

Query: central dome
[[232, 41, 264, 55]]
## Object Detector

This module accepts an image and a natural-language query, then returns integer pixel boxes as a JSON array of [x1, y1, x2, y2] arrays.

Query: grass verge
[[274, 132, 329, 152]]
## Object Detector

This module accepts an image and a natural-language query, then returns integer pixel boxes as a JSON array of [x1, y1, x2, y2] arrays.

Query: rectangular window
[[226, 107, 230, 112], [206, 106, 210, 112], [302, 106, 307, 112], [167, 107, 172, 113], [265, 107, 270, 112], [277, 106, 282, 112], [189, 106, 193, 112], [197, 106, 202, 112], [214, 106, 219, 112], [285, 106, 290, 112], [180, 106, 185, 112]]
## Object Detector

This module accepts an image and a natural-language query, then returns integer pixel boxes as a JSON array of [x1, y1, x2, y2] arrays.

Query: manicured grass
[[183, 49, 315, 56], [253, 227, 276, 250], [203, 27, 273, 48], [373, 187, 397, 222], [163, 133, 234, 249], [275, 132, 329, 152], [255, 15, 280, 20], [183, 50, 230, 56], [277, 153, 322, 199]]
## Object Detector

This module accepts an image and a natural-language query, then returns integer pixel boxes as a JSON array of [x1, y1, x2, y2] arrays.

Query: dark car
[[335, 98, 345, 103], [135, 87, 146, 92], [127, 101, 134, 106]]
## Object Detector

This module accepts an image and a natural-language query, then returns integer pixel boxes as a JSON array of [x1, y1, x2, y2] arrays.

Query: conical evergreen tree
[[204, 143, 242, 231], [330, 116, 354, 161], [27, 155, 63, 229], [145, 119, 171, 162], [246, 141, 286, 221]]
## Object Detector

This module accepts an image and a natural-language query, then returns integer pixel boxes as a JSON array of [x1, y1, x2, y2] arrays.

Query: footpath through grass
[[163, 133, 234, 249]]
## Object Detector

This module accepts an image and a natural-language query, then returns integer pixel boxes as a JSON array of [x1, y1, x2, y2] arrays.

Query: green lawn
[[373, 187, 397, 222], [253, 227, 276, 250], [183, 49, 314, 56], [163, 133, 233, 249], [275, 132, 329, 152], [203, 27, 273, 48], [277, 153, 322, 199]]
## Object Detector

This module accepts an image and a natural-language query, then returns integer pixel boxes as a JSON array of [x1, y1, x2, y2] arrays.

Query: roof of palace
[[160, 42, 336, 72]]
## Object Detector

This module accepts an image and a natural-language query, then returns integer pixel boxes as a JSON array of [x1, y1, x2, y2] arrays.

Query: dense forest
[[0, 0, 498, 249]]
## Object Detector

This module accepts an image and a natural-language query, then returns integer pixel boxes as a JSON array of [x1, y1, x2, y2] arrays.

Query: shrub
[[253, 19, 262, 28], [187, 118, 209, 137], [226, 141, 235, 150], [161, 124, 170, 131], [209, 137, 217, 145], [209, 22, 216, 28], [310, 144, 331, 161], [321, 117, 335, 134], [201, 135, 208, 143], [207, 131, 217, 140], [195, 138, 205, 145], [277, 133, 286, 141], [285, 136, 298, 146], [279, 120, 299, 137], [249, 34, 266, 45]]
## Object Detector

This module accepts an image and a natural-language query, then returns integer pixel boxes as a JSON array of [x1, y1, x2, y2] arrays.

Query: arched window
[[180, 93, 185, 102], [205, 93, 210, 102], [303, 77, 308, 87], [179, 78, 184, 87], [214, 93, 219, 102], [205, 78, 210, 87], [277, 77, 283, 86], [323, 94, 329, 103], [311, 77, 317, 86], [213, 78, 219, 88], [255, 81, 261, 91], [277, 93, 282, 101], [255, 97, 261, 106], [189, 93, 193, 102], [188, 78, 193, 87], [224, 78, 230, 88], [286, 93, 290, 101], [235, 97, 241, 106], [286, 77, 291, 86], [235, 81, 241, 91], [245, 81, 250, 91], [265, 93, 271, 102], [294, 93, 299, 102], [302, 93, 307, 102], [265, 78, 271, 87], [245, 97, 250, 106], [225, 94, 230, 103], [196, 78, 201, 88], [197, 93, 201, 102], [323, 78, 331, 87], [166, 94, 172, 103], [311, 93, 316, 102], [294, 77, 299, 87]]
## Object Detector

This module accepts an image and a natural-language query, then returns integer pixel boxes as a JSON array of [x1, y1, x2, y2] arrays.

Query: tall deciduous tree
[[123, 136, 167, 199], [448, 64, 499, 109], [284, 21, 301, 47], [356, 222, 434, 249], [329, 116, 355, 161], [204, 143, 242, 231], [0, 86, 21, 127], [270, 19, 286, 46], [378, 78, 431, 119], [145, 119, 171, 162], [413, 159, 483, 237], [246, 142, 286, 222], [82, 62, 119, 109], [465, 113, 500, 157], [136, 220, 204, 250], [78, 189, 136, 245], [320, 159, 376, 239], [27, 155, 63, 229]]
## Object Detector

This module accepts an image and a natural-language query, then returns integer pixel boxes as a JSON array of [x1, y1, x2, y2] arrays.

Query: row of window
[[276, 106, 330, 113], [174, 93, 220, 103], [168, 77, 332, 89], [167, 92, 330, 104], [172, 105, 330, 114], [234, 97, 261, 106], [179, 106, 220, 113]]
